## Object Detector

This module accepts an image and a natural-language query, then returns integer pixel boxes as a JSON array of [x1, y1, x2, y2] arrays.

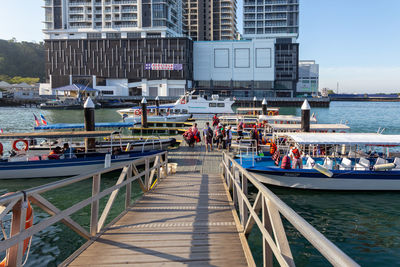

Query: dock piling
[[155, 96, 160, 116], [262, 98, 268, 115], [253, 96, 257, 115], [301, 99, 311, 132], [141, 97, 148, 128], [84, 97, 96, 152]]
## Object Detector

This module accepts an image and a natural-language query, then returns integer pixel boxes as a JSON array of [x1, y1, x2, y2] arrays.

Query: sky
[[0, 0, 399, 93]]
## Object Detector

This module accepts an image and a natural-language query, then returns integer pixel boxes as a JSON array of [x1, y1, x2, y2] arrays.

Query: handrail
[[0, 151, 168, 266], [221, 152, 359, 267]]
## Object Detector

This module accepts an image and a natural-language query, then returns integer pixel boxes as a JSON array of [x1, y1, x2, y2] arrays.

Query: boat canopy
[[259, 115, 317, 122], [34, 122, 136, 130], [53, 84, 99, 92], [269, 124, 350, 131], [285, 133, 400, 146], [0, 131, 113, 139], [236, 107, 279, 112]]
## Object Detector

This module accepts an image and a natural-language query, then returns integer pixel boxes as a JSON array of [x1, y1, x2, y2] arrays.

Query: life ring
[[0, 142, 3, 155], [180, 98, 186, 104], [134, 109, 142, 116], [0, 193, 34, 267], [12, 140, 29, 152], [268, 111, 274, 116]]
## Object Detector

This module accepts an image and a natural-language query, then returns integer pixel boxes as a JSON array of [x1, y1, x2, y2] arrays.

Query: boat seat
[[375, 157, 387, 165], [322, 157, 333, 170], [303, 156, 315, 169], [339, 158, 352, 170], [393, 157, 400, 169], [354, 163, 367, 171], [359, 157, 370, 168]]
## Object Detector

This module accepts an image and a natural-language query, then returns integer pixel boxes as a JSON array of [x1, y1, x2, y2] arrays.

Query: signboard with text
[[145, 63, 183, 71]]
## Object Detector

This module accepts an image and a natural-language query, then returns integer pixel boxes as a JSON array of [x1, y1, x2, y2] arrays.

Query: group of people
[[183, 114, 233, 152], [48, 143, 76, 160], [280, 145, 303, 169]]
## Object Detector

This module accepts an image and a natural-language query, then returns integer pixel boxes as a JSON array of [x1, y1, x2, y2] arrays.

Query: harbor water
[[0, 102, 400, 266]]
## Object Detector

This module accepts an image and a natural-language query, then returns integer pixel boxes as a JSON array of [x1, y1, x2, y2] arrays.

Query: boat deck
[[67, 145, 251, 266]]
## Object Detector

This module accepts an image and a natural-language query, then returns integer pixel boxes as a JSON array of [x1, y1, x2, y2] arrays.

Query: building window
[[255, 48, 271, 68], [214, 49, 229, 68], [101, 90, 114, 95], [127, 32, 141, 38], [106, 33, 121, 39], [88, 33, 101, 39], [234, 48, 250, 68]]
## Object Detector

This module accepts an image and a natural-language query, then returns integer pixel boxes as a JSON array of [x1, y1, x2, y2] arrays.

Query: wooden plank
[[67, 169, 251, 266]]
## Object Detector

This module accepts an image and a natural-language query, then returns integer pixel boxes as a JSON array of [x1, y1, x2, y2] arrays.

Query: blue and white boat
[[0, 131, 163, 179], [239, 133, 400, 190]]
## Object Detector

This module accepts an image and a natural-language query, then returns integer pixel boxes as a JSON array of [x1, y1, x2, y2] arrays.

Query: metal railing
[[0, 151, 168, 267], [221, 152, 359, 267]]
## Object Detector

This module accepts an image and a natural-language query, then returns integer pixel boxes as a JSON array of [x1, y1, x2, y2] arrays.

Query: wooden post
[[301, 99, 310, 132], [90, 174, 101, 237], [241, 173, 248, 227], [84, 97, 96, 152], [125, 165, 132, 209], [262, 197, 273, 267], [7, 199, 26, 267], [144, 157, 150, 190], [262, 98, 268, 115], [141, 97, 148, 128], [155, 96, 160, 116]]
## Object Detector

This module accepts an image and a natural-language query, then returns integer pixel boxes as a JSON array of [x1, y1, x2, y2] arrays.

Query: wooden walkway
[[67, 145, 252, 266]]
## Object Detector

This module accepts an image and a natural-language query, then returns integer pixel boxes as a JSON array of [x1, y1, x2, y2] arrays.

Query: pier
[[0, 144, 357, 266]]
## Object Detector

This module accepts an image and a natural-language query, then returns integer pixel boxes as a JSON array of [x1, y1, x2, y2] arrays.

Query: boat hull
[[0, 151, 161, 179], [249, 169, 400, 191], [123, 114, 191, 123]]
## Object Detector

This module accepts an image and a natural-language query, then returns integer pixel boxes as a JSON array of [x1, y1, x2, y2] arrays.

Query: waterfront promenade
[[65, 145, 253, 266]]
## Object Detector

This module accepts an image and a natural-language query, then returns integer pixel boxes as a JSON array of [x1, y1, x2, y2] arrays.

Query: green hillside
[[0, 38, 45, 84]]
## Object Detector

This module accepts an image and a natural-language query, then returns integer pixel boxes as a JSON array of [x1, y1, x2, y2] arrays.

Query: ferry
[[239, 132, 400, 191], [117, 92, 235, 117]]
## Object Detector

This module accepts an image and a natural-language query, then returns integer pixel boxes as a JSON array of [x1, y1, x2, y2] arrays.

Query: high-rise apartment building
[[43, 0, 184, 39], [183, 0, 237, 41], [243, 0, 299, 40]]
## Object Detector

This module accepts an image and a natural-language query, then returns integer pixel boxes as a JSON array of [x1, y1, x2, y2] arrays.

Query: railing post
[[125, 165, 132, 209], [262, 196, 273, 267], [145, 157, 150, 190], [241, 172, 248, 227], [7, 199, 26, 267], [162, 152, 168, 177], [90, 174, 101, 237]]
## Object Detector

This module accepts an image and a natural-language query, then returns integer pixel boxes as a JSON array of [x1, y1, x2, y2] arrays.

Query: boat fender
[[12, 139, 29, 152], [313, 163, 334, 178], [0, 192, 34, 267], [104, 153, 112, 168], [0, 143, 3, 156], [373, 163, 395, 171], [281, 155, 291, 169]]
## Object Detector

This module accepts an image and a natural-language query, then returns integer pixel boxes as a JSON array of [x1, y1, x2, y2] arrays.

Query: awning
[[53, 84, 99, 92], [34, 122, 136, 130], [269, 124, 350, 131], [259, 115, 317, 122], [284, 133, 400, 146], [0, 131, 113, 140]]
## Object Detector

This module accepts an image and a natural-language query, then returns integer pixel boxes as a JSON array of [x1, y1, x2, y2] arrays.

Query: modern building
[[41, 0, 194, 97], [242, 0, 299, 41], [43, 0, 184, 39], [183, 0, 237, 41], [297, 60, 319, 96]]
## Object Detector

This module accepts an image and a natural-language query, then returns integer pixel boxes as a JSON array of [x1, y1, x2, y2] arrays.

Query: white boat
[[239, 132, 400, 191], [117, 92, 235, 117]]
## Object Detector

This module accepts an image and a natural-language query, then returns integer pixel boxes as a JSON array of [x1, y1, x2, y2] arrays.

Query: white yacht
[[117, 92, 235, 118]]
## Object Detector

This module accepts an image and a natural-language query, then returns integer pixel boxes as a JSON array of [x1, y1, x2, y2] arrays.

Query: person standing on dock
[[203, 122, 213, 152], [226, 125, 232, 152], [237, 121, 244, 141], [212, 114, 220, 128], [215, 123, 224, 150]]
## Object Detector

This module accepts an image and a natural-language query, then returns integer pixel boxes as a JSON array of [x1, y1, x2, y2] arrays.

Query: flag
[[33, 114, 40, 127], [40, 114, 48, 125], [311, 112, 317, 122]]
